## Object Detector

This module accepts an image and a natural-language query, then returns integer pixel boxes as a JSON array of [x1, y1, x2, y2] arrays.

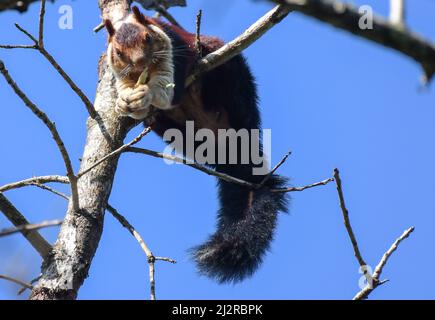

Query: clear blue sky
[[1, 0, 434, 299]]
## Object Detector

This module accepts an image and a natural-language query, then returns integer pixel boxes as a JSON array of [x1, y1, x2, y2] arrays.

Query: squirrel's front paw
[[116, 85, 153, 119]]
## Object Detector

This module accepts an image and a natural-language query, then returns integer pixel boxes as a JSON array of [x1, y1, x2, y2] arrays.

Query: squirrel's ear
[[132, 6, 147, 25], [104, 19, 115, 37]]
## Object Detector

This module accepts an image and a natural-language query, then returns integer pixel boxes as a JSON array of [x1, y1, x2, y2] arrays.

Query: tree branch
[[106, 205, 176, 300], [272, 177, 334, 193], [0, 176, 69, 193], [0, 2, 97, 118], [0, 61, 80, 212], [353, 227, 414, 300], [0, 219, 63, 237], [0, 193, 52, 258], [77, 126, 151, 179], [0, 275, 33, 291], [333, 169, 368, 275], [270, 0, 435, 83], [29, 0, 135, 300], [186, 4, 293, 86], [333, 168, 414, 300]]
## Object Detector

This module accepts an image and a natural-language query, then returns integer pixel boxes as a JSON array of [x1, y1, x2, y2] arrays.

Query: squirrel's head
[[105, 6, 171, 81]]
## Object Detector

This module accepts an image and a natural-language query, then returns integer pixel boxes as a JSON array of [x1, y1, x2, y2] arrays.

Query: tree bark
[[29, 0, 134, 300]]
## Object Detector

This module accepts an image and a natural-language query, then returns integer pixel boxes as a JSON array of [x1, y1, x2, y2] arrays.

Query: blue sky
[[0, 0, 434, 299]]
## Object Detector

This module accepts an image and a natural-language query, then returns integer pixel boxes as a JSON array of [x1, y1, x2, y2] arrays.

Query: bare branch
[[14, 23, 38, 43], [259, 150, 292, 188], [186, 4, 293, 86], [353, 227, 415, 300], [126, 146, 259, 189], [38, 0, 46, 47], [195, 9, 203, 57], [0, 219, 62, 237], [25, 182, 70, 200], [0, 193, 52, 258], [1, 17, 97, 118], [0, 61, 80, 212], [333, 168, 415, 299], [271, 0, 435, 82], [106, 205, 176, 300], [77, 126, 151, 179], [333, 168, 369, 279], [0, 275, 33, 290], [272, 177, 334, 193], [0, 44, 37, 49], [0, 175, 69, 192]]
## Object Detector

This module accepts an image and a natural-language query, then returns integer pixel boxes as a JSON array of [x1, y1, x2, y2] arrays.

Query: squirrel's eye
[[144, 34, 152, 45], [115, 49, 123, 58]]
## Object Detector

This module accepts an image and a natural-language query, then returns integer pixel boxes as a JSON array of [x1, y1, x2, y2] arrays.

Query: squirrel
[[104, 6, 289, 283]]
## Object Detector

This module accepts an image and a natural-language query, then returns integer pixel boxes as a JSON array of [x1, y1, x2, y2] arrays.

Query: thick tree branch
[[0, 193, 52, 258], [186, 4, 293, 86], [271, 0, 435, 82]]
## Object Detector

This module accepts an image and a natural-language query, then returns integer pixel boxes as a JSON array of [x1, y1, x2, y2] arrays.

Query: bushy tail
[[192, 167, 288, 283]]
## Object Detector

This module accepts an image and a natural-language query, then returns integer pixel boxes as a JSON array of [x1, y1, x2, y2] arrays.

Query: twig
[[0, 44, 37, 49], [25, 182, 70, 200], [14, 23, 37, 42], [3, 176, 176, 300], [186, 4, 293, 86], [93, 22, 105, 33], [195, 9, 203, 58], [333, 168, 415, 299], [0, 61, 80, 212], [271, 0, 435, 82], [0, 175, 69, 192], [258, 150, 292, 188], [353, 227, 415, 300], [77, 127, 151, 179], [0, 275, 33, 290], [106, 205, 176, 300], [0, 219, 63, 237], [38, 0, 46, 47], [0, 193, 52, 258], [0, 17, 97, 118], [271, 177, 334, 193], [126, 146, 259, 189], [333, 168, 369, 281]]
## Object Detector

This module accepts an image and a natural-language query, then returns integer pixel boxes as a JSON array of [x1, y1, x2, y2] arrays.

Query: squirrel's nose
[[132, 52, 146, 66]]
